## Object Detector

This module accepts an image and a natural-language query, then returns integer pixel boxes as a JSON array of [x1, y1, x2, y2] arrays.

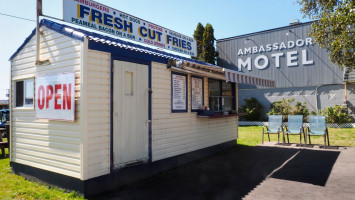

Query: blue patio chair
[[283, 115, 306, 146], [307, 116, 329, 148], [263, 115, 282, 144]]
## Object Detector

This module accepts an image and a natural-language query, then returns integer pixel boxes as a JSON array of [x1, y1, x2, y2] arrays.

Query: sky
[[0, 0, 310, 100]]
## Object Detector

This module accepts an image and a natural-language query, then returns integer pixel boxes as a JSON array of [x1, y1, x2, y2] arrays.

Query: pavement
[[94, 143, 355, 200]]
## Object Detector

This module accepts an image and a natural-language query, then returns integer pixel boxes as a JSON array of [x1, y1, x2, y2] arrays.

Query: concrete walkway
[[95, 143, 355, 200]]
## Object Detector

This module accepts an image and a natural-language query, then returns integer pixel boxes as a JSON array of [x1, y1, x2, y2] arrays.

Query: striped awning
[[223, 68, 276, 87]]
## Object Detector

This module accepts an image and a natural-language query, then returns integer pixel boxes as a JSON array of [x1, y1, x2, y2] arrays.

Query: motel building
[[217, 20, 355, 120], [8, 0, 274, 197]]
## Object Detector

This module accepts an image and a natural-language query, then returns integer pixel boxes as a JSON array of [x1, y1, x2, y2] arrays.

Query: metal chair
[[283, 115, 306, 146], [263, 115, 282, 144], [307, 116, 329, 148]]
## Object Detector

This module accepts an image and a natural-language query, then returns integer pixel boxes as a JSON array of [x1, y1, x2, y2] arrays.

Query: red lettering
[[38, 85, 45, 109], [54, 84, 62, 110], [63, 84, 71, 110], [46, 85, 53, 109]]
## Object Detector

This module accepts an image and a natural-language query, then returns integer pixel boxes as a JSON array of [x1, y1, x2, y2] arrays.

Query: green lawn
[[0, 126, 354, 199], [0, 147, 85, 200], [238, 126, 355, 147]]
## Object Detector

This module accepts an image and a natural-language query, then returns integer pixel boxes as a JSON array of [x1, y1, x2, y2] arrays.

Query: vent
[[289, 19, 300, 26]]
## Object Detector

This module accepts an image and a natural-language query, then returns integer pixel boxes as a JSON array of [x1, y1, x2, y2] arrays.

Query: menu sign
[[191, 77, 203, 111], [172, 73, 187, 112]]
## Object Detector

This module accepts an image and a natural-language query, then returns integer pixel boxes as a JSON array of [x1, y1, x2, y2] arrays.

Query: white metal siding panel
[[151, 62, 238, 161], [86, 50, 110, 179], [10, 27, 82, 178]]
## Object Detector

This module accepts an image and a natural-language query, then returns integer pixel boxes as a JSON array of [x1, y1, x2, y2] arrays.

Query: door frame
[[110, 55, 152, 172]]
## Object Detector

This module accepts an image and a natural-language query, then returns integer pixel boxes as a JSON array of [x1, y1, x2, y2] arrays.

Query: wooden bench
[[0, 127, 9, 158]]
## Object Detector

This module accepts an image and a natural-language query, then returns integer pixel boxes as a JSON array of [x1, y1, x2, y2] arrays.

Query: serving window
[[208, 79, 236, 112]]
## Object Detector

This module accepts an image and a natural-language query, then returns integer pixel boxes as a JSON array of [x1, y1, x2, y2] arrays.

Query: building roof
[[217, 21, 314, 42], [9, 19, 275, 87], [10, 19, 220, 70]]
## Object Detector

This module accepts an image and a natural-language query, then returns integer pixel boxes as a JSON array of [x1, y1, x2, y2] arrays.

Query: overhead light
[[286, 30, 293, 36]]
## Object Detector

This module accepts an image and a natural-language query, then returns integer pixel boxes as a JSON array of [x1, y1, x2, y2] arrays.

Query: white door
[[113, 60, 149, 168]]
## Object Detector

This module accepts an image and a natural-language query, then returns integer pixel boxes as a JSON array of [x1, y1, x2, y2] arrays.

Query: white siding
[[11, 27, 82, 178], [85, 50, 111, 179], [151, 62, 238, 161]]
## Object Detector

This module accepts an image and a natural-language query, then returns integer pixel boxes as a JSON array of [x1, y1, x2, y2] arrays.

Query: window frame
[[208, 78, 236, 112], [15, 78, 34, 109]]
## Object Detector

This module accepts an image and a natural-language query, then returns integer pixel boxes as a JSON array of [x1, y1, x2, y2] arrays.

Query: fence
[[239, 121, 355, 128]]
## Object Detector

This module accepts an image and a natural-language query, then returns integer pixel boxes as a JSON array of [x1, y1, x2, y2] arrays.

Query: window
[[15, 79, 34, 107], [208, 79, 235, 112]]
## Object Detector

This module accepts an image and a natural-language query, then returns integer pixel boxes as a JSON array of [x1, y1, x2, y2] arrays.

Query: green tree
[[268, 98, 310, 122], [202, 23, 218, 64], [240, 98, 263, 121], [318, 104, 351, 124], [193, 23, 204, 60], [298, 0, 355, 69]]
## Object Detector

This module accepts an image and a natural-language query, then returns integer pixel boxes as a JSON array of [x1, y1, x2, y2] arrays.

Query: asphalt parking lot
[[94, 143, 355, 200]]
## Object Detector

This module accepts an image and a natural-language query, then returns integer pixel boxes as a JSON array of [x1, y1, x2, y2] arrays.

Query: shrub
[[239, 98, 263, 121], [318, 104, 350, 124], [267, 98, 309, 122]]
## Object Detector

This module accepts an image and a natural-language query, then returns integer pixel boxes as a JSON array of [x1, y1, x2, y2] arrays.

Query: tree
[[193, 23, 204, 60], [202, 23, 218, 64], [298, 0, 355, 69], [267, 98, 309, 122], [239, 98, 263, 121]]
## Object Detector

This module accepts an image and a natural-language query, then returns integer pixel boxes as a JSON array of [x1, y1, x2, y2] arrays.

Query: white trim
[[80, 37, 88, 180]]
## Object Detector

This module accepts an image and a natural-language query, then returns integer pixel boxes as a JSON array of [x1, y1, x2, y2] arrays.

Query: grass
[[238, 126, 355, 147], [0, 146, 85, 200], [0, 127, 354, 199]]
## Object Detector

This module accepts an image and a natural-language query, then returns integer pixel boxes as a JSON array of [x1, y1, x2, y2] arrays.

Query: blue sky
[[0, 0, 310, 99]]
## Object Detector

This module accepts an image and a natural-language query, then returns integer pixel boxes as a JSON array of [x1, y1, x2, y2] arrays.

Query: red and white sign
[[35, 73, 75, 121]]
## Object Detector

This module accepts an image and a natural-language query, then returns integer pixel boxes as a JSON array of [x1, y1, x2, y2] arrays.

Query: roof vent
[[289, 19, 300, 26]]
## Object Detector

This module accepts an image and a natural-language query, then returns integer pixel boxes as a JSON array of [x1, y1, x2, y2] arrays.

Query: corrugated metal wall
[[238, 84, 355, 119], [217, 22, 344, 88], [11, 27, 82, 178], [151, 62, 238, 161]]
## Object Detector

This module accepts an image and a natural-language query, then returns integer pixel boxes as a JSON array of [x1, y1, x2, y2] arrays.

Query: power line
[[0, 12, 35, 22]]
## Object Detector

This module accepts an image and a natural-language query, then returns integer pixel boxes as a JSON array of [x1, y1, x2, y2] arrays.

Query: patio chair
[[262, 115, 282, 144], [283, 115, 306, 146], [306, 116, 329, 148]]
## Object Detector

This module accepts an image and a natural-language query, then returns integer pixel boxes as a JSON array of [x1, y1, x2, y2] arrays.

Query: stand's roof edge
[[9, 19, 218, 71]]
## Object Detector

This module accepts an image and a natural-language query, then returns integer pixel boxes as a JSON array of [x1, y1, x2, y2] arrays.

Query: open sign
[[35, 73, 75, 121]]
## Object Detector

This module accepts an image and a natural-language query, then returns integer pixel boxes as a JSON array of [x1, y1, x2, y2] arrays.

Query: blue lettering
[[124, 21, 132, 33], [90, 9, 102, 24], [187, 42, 192, 50], [139, 26, 148, 37], [114, 17, 123, 30], [79, 5, 90, 18], [103, 13, 113, 27]]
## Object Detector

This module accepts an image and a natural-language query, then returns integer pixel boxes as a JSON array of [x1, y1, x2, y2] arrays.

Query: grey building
[[217, 21, 355, 119]]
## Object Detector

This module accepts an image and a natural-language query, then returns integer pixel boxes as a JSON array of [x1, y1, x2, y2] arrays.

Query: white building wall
[[151, 62, 238, 161], [11, 27, 82, 178], [85, 50, 111, 179]]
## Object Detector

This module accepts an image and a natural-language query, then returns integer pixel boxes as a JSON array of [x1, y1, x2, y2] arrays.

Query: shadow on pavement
[[94, 145, 339, 200], [271, 149, 340, 186]]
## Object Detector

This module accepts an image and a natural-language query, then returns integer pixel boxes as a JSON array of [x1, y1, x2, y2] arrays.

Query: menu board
[[172, 73, 187, 112], [191, 77, 203, 111]]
